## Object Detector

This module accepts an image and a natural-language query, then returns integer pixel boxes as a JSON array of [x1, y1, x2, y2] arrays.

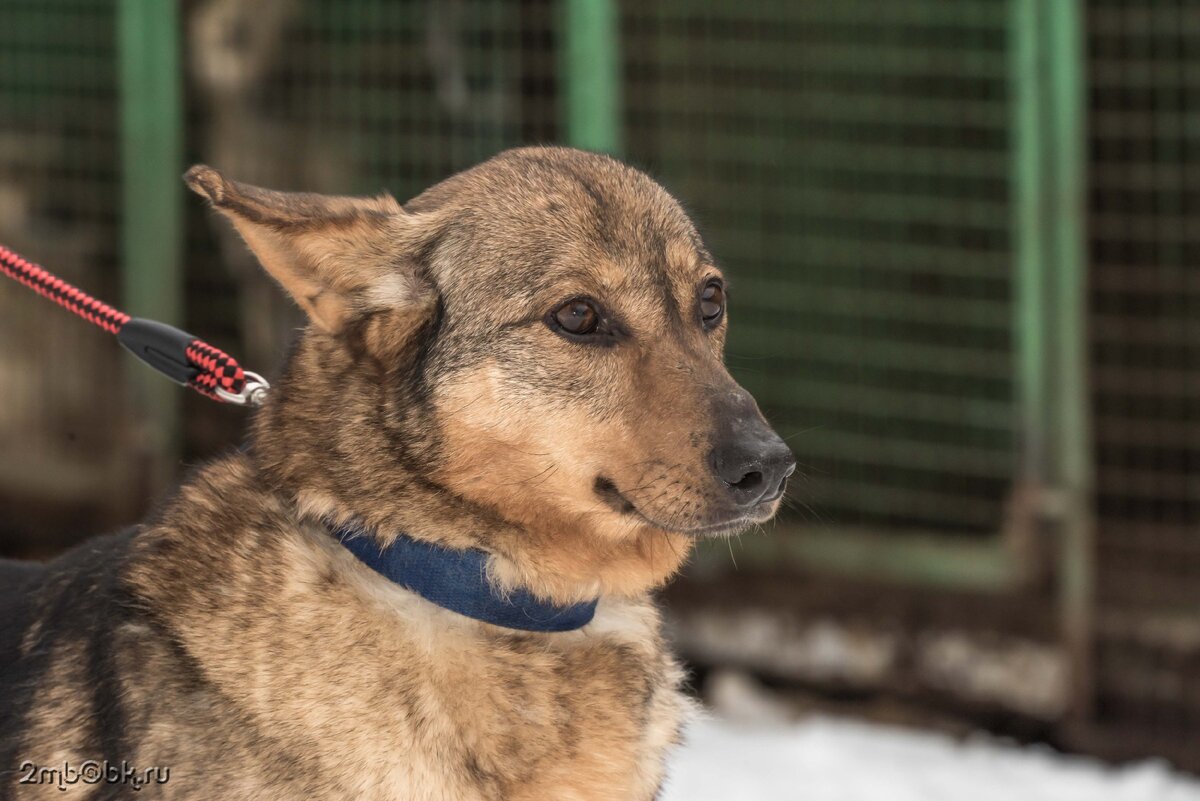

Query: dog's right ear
[[184, 165, 439, 350]]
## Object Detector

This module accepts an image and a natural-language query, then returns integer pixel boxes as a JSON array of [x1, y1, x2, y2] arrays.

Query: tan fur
[[2, 147, 788, 799]]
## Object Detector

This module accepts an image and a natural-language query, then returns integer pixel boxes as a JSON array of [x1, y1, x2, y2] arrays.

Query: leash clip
[[2, 242, 267, 408], [215, 371, 270, 407], [117, 317, 269, 406]]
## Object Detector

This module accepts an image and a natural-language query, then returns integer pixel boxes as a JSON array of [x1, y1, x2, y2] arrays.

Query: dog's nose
[[709, 433, 796, 508]]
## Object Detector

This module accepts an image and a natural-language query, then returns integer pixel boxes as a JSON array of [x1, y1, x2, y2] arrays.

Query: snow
[[661, 715, 1200, 801]]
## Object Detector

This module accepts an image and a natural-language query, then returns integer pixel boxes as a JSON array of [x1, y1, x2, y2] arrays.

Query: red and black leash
[[0, 243, 268, 406]]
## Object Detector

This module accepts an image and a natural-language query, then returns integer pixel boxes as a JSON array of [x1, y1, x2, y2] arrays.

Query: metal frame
[[674, 0, 1093, 609], [556, 0, 1033, 592], [1044, 0, 1094, 721], [111, 0, 1092, 682], [1014, 0, 1050, 492], [562, 0, 622, 155], [117, 0, 184, 467]]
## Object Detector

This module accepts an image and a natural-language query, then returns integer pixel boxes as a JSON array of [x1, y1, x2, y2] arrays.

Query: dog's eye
[[551, 299, 599, 335], [700, 280, 725, 328]]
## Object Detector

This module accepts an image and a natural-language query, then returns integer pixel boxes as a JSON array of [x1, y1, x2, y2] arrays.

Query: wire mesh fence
[[1087, 0, 1200, 739], [180, 0, 562, 451], [0, 0, 133, 545], [623, 0, 1017, 538]]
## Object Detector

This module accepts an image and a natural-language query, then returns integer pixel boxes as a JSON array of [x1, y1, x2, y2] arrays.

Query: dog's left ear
[[184, 165, 439, 355]]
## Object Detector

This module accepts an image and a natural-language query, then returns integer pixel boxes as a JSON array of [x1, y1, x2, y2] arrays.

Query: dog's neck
[[248, 334, 692, 606], [333, 524, 599, 631]]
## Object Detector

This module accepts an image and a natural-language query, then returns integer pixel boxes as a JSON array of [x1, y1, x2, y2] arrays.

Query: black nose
[[710, 435, 797, 508]]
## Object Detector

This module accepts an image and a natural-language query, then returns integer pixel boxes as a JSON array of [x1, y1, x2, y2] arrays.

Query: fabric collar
[[333, 526, 598, 632]]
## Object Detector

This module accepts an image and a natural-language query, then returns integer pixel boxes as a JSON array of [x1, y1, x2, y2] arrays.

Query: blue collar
[[333, 526, 598, 632]]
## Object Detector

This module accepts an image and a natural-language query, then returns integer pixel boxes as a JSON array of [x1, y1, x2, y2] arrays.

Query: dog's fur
[[0, 147, 789, 799]]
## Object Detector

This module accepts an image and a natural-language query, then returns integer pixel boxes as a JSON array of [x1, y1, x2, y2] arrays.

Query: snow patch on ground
[[662, 715, 1200, 801]]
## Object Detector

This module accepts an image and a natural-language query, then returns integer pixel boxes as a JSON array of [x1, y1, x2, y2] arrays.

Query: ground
[[662, 715, 1200, 801]]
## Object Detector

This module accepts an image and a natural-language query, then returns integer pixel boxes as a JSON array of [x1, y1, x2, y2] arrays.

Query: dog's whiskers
[[498, 464, 558, 487]]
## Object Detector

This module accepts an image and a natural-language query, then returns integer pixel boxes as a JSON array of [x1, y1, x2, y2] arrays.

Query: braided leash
[[0, 243, 268, 406]]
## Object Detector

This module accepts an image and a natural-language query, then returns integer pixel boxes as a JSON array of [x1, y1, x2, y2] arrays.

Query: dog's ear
[[184, 165, 438, 351]]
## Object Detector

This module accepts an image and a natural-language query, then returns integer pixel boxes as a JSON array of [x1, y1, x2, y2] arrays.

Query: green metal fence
[[1087, 0, 1200, 739], [0, 0, 1090, 674], [179, 0, 562, 453], [0, 0, 134, 541], [622, 2, 1030, 593]]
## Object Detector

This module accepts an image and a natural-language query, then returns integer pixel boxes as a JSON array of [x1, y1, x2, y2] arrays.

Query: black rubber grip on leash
[[117, 318, 199, 386]]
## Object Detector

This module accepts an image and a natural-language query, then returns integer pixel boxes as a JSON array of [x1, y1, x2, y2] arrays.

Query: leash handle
[[0, 242, 268, 406]]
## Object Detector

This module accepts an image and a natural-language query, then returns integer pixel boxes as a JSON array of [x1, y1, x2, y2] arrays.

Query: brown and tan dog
[[0, 146, 793, 800]]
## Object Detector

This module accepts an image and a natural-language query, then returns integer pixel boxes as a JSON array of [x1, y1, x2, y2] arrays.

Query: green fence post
[[562, 0, 622, 154], [117, 0, 184, 476], [1012, 0, 1048, 490], [1045, 0, 1094, 723]]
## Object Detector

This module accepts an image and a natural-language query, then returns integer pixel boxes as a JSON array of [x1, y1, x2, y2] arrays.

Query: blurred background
[[1, 0, 1198, 793]]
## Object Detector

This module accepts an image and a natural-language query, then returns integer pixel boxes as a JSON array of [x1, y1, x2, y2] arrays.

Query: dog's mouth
[[594, 477, 639, 515], [593, 475, 777, 538]]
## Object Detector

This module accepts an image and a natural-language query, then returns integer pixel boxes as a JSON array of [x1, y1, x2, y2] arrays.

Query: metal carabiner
[[215, 370, 271, 407]]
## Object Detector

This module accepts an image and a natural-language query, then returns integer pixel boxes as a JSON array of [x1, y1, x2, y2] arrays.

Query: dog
[[0, 146, 794, 800]]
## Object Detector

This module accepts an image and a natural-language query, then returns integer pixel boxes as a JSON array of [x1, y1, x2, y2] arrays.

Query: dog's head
[[187, 147, 793, 599]]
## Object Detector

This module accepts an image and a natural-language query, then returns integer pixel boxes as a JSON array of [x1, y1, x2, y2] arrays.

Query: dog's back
[[0, 532, 136, 775]]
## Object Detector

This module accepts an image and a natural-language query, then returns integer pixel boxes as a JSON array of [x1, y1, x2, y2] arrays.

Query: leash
[[0, 243, 268, 406]]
